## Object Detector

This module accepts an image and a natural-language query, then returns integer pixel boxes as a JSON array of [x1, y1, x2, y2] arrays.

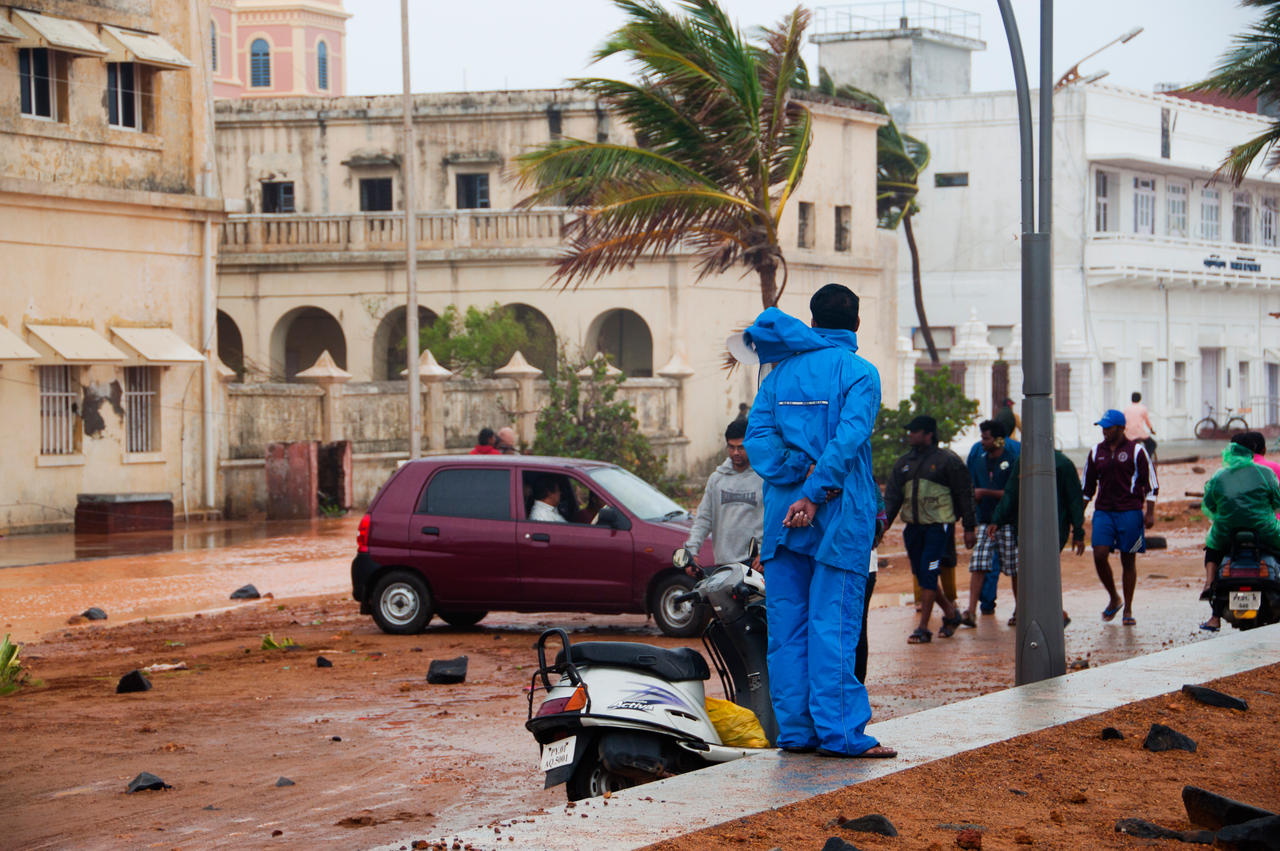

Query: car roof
[[404, 454, 618, 472]]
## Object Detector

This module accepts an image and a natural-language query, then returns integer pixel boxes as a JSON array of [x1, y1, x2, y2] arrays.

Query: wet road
[[0, 517, 359, 638]]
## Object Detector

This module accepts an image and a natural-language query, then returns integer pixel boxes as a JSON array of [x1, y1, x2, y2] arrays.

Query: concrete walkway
[[400, 625, 1278, 851]]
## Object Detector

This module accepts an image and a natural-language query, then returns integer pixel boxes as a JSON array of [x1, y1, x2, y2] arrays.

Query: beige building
[[214, 88, 898, 470], [0, 1, 222, 533]]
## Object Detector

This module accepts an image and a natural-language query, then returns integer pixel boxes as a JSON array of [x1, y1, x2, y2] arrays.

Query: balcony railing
[[1086, 231, 1280, 287], [219, 208, 571, 255]]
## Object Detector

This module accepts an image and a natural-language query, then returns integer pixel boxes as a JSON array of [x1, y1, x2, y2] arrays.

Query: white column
[[896, 335, 918, 403]]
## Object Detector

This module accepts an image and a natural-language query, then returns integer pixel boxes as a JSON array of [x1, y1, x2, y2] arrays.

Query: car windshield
[[587, 467, 687, 522]]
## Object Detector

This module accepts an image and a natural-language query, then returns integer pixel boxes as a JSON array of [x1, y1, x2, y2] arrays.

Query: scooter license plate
[[539, 736, 576, 772], [1229, 591, 1262, 611]]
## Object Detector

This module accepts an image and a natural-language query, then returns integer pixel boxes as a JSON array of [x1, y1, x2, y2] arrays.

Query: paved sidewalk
[[401, 625, 1278, 851]]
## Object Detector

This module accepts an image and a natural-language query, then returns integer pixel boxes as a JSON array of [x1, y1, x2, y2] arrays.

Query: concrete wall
[[0, 0, 222, 533]]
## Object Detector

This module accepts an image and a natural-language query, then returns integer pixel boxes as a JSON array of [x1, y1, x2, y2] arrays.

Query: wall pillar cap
[[578, 352, 623, 377], [215, 355, 238, 383], [951, 307, 998, 361], [401, 348, 452, 382], [296, 350, 352, 384], [657, 352, 694, 380], [896, 335, 916, 356], [494, 350, 542, 378]]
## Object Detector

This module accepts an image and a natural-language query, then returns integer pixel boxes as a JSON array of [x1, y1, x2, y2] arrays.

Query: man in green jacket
[[883, 415, 976, 644]]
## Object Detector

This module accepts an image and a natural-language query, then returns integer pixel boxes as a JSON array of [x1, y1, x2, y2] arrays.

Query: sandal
[[1198, 620, 1220, 633], [959, 612, 977, 628], [907, 628, 932, 644], [938, 612, 960, 638], [1007, 613, 1017, 626], [1102, 602, 1122, 621], [1122, 615, 1136, 626]]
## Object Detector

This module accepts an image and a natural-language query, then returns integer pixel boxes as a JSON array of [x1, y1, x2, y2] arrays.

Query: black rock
[[1101, 727, 1125, 740], [1143, 723, 1197, 753], [1010, 788, 1028, 796], [126, 772, 171, 793], [839, 814, 897, 837], [202, 805, 219, 811], [116, 669, 152, 694], [1114, 818, 1213, 844], [426, 655, 469, 684], [1181, 684, 1249, 711], [331, 736, 342, 742], [275, 777, 295, 787], [230, 584, 261, 600], [820, 838, 862, 851], [81, 607, 108, 620], [1183, 786, 1276, 830], [316, 656, 333, 668], [1146, 535, 1168, 550], [1215, 814, 1280, 850]]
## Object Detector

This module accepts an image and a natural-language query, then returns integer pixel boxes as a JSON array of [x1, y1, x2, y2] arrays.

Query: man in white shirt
[[1123, 392, 1157, 459], [529, 475, 566, 523]]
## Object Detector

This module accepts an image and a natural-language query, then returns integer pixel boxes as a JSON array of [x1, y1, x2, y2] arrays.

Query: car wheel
[[438, 610, 488, 629], [651, 572, 705, 638], [370, 571, 433, 634]]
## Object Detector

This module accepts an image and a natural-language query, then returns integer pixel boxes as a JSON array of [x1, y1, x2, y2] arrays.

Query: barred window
[[250, 39, 271, 87], [317, 41, 328, 90], [39, 365, 79, 455], [124, 366, 159, 453]]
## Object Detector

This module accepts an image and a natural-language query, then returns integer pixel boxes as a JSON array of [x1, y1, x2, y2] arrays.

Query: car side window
[[417, 468, 511, 520]]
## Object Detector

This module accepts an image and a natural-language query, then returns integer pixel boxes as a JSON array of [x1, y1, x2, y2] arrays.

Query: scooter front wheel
[[566, 752, 635, 801]]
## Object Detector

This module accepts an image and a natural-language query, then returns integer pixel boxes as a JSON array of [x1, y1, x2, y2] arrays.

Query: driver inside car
[[529, 474, 567, 523], [1200, 431, 1280, 630]]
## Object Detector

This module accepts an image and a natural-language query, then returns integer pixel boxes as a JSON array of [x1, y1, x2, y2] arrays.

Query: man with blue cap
[[742, 284, 895, 759], [1082, 408, 1158, 626]]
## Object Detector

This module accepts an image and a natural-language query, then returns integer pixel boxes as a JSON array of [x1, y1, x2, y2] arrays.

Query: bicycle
[[1194, 404, 1249, 439]]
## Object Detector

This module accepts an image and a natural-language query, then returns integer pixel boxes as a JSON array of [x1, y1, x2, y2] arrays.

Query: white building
[[817, 3, 1280, 448]]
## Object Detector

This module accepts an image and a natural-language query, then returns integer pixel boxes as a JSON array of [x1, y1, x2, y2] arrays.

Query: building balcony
[[218, 208, 571, 258], [1085, 232, 1280, 288]]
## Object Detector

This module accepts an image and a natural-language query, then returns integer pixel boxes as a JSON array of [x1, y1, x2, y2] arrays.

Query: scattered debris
[[231, 585, 261, 600], [81, 607, 107, 620], [317, 656, 333, 668], [143, 662, 188, 674], [427, 656, 468, 684], [1068, 657, 1091, 671], [271, 829, 283, 836], [331, 736, 342, 742], [116, 669, 152, 694], [1013, 832, 1034, 845], [1143, 723, 1197, 753], [1181, 685, 1248, 711], [261, 634, 297, 651], [837, 814, 897, 837], [956, 828, 983, 849], [1191, 465, 1207, 474], [1010, 788, 1028, 796], [275, 777, 295, 787], [1182, 786, 1276, 830], [0, 633, 31, 694], [1114, 818, 1213, 844], [820, 837, 862, 851], [1100, 727, 1124, 740], [126, 772, 170, 793]]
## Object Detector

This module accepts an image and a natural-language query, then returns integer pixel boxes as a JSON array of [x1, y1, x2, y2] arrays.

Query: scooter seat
[[556, 641, 710, 682]]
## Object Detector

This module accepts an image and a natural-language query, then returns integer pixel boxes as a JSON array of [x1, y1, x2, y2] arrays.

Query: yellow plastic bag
[[705, 697, 771, 748]]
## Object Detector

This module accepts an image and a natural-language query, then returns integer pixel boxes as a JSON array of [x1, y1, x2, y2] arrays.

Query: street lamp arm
[[1054, 26, 1143, 91]]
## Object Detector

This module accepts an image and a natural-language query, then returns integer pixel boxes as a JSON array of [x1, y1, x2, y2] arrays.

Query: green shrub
[[0, 633, 31, 695], [872, 368, 979, 480], [418, 303, 530, 377]]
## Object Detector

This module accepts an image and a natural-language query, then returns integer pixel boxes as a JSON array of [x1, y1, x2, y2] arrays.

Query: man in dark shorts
[[1082, 409, 1158, 626], [883, 415, 976, 643]]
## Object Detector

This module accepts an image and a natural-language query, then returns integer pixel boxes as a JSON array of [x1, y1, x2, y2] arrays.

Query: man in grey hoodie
[[684, 419, 764, 568]]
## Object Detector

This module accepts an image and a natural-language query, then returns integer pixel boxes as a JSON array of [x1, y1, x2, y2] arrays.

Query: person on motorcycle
[[743, 284, 895, 759], [1199, 432, 1280, 631], [683, 419, 764, 573]]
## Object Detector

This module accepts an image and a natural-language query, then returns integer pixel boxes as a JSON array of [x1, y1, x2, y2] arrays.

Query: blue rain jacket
[[743, 307, 881, 570]]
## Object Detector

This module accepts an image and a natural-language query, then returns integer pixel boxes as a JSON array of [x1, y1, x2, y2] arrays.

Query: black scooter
[[1210, 530, 1280, 630]]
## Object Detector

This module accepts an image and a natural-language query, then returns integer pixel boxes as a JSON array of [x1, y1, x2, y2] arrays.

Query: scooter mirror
[[672, 547, 692, 569]]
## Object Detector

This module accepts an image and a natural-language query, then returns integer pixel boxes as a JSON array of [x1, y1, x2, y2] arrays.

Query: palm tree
[[1186, 0, 1280, 186], [816, 72, 938, 362], [515, 0, 812, 309]]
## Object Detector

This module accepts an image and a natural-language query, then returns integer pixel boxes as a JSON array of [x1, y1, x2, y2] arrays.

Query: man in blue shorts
[[1082, 409, 1158, 626], [883, 415, 976, 643]]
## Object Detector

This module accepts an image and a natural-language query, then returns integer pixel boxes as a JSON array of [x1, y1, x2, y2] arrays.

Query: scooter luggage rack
[[527, 627, 591, 720]]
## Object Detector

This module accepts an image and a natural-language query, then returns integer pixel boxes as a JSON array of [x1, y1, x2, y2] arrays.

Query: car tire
[[651, 572, 706, 638], [370, 571, 433, 634], [438, 610, 488, 629]]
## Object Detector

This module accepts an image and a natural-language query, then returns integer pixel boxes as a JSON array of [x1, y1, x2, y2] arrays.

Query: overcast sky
[[346, 1, 1260, 97]]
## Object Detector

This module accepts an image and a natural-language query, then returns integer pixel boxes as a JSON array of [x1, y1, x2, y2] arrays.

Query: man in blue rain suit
[[743, 284, 896, 759]]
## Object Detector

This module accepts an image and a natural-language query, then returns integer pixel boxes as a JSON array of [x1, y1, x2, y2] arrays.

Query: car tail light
[[535, 685, 587, 717], [356, 513, 371, 553]]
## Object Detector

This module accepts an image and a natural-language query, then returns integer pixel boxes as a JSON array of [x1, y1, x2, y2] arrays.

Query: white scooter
[[525, 549, 774, 800]]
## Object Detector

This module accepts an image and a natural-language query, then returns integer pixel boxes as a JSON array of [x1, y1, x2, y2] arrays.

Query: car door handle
[[527, 532, 550, 542], [420, 526, 439, 536]]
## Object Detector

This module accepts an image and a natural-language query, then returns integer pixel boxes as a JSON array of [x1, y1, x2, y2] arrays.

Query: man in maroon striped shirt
[[1082, 409, 1158, 626]]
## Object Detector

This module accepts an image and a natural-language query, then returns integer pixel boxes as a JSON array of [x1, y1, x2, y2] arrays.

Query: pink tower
[[210, 0, 349, 98]]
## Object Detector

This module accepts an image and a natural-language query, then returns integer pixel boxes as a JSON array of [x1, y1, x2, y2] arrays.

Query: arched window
[[250, 38, 270, 88], [210, 21, 217, 71], [316, 41, 328, 90]]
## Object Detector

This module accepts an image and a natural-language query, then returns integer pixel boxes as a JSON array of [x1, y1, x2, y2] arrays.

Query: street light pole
[[401, 0, 421, 459], [997, 0, 1066, 684]]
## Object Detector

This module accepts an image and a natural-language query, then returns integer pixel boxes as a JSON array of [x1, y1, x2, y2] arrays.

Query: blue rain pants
[[765, 545, 878, 754]]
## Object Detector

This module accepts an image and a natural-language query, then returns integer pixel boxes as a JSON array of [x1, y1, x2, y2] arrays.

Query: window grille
[[124, 366, 158, 453], [1264, 197, 1278, 247], [317, 41, 328, 90], [1094, 172, 1111, 232], [1167, 182, 1188, 237], [359, 177, 393, 211], [1133, 177, 1155, 234], [1201, 188, 1221, 241], [251, 39, 271, 87], [39, 365, 77, 455], [1053, 363, 1071, 411], [834, 205, 851, 252], [1234, 192, 1254, 244], [210, 21, 217, 71]]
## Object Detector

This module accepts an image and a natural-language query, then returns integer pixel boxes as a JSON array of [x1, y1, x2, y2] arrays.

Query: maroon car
[[351, 455, 712, 636]]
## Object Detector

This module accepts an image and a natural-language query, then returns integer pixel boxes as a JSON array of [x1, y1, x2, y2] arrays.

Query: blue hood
[[745, 307, 857, 364]]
